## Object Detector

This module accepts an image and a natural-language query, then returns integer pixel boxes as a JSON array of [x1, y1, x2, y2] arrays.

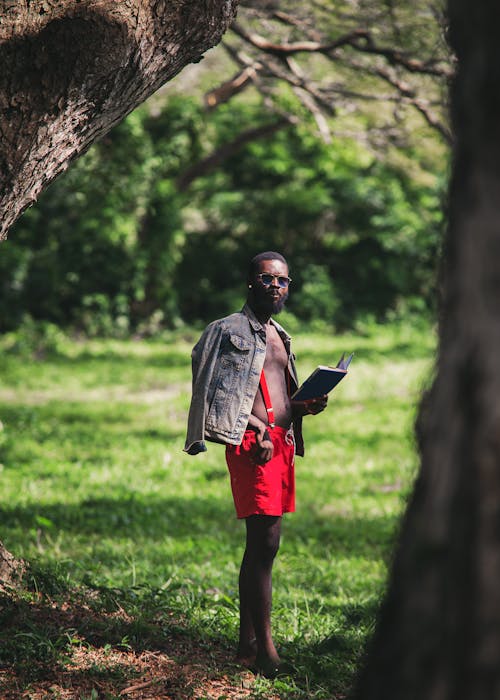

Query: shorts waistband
[[267, 425, 290, 435], [268, 425, 295, 448], [244, 426, 291, 434], [242, 426, 294, 446]]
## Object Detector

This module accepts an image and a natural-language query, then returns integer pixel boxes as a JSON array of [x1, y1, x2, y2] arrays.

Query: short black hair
[[248, 251, 288, 281]]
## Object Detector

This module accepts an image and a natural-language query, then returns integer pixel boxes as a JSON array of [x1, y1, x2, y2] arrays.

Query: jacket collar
[[241, 303, 291, 342]]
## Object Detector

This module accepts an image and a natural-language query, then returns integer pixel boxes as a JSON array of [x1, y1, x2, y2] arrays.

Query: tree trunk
[[0, 541, 25, 592], [0, 0, 238, 241], [353, 3, 500, 699]]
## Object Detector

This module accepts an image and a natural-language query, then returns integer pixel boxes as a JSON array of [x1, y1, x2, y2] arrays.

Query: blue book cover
[[292, 353, 353, 402]]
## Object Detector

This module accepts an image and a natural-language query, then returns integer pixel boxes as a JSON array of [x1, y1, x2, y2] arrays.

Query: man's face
[[249, 259, 290, 316]]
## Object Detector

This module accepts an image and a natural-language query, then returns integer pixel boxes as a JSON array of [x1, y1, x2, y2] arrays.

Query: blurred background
[[1, 1, 449, 337]]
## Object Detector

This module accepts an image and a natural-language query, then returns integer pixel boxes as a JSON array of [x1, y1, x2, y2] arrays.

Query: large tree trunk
[[353, 3, 500, 699], [0, 0, 238, 241]]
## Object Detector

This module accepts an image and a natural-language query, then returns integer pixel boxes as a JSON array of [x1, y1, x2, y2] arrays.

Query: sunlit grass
[[0, 320, 436, 697]]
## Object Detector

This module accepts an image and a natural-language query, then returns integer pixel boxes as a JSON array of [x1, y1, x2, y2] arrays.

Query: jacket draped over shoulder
[[184, 304, 304, 456]]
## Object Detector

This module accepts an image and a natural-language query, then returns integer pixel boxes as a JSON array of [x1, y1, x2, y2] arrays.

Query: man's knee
[[246, 515, 281, 562]]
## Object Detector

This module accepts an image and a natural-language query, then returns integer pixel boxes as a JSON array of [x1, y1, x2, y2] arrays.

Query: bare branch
[[348, 33, 453, 79], [205, 6, 452, 146], [356, 60, 452, 143], [292, 87, 332, 143], [216, 40, 336, 119], [177, 116, 295, 192], [231, 21, 371, 58], [205, 64, 262, 109], [231, 20, 452, 79]]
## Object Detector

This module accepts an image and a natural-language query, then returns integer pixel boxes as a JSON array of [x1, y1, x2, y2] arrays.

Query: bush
[[3, 97, 444, 334]]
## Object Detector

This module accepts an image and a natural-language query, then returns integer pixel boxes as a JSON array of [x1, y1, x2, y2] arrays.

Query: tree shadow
[[0, 580, 373, 699], [0, 587, 238, 697], [0, 493, 400, 563], [286, 598, 380, 697], [0, 488, 393, 699]]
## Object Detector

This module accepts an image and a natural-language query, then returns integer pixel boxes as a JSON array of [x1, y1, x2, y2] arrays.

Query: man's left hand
[[292, 395, 328, 417]]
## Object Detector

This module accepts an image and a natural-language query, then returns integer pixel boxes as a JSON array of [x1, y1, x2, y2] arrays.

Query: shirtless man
[[184, 251, 327, 677]]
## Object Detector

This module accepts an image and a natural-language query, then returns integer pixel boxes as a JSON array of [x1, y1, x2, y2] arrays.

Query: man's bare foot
[[253, 651, 284, 679]]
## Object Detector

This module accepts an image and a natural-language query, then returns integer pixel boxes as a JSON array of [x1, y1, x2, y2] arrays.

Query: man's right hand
[[252, 428, 274, 464]]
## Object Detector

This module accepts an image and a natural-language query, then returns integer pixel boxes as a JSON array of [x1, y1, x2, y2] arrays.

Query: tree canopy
[[0, 1, 451, 332], [213, 0, 450, 145]]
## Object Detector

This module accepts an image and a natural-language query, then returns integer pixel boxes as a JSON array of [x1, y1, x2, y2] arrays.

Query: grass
[[0, 319, 436, 698]]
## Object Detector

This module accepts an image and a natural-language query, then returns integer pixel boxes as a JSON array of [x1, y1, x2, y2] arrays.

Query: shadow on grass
[[290, 504, 401, 560], [0, 585, 237, 698], [0, 494, 400, 561], [283, 598, 380, 697], [0, 580, 374, 699]]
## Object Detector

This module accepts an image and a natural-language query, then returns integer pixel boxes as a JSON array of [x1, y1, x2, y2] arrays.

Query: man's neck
[[247, 300, 272, 326]]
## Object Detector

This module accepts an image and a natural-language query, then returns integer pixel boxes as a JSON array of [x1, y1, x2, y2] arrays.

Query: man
[[184, 251, 327, 677]]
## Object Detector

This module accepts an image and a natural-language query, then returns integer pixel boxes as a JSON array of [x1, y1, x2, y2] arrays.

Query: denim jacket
[[184, 303, 304, 456]]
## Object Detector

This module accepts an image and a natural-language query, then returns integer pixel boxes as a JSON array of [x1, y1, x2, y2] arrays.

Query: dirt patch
[[0, 595, 277, 700]]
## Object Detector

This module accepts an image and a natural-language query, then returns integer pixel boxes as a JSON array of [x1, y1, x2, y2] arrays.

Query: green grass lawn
[[0, 319, 436, 698]]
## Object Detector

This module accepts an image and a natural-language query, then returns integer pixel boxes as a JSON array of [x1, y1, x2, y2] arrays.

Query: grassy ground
[[0, 319, 436, 699]]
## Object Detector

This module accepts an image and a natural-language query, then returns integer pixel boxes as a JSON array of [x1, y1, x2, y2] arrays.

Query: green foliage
[[0, 321, 436, 698], [3, 96, 445, 333], [179, 108, 445, 326]]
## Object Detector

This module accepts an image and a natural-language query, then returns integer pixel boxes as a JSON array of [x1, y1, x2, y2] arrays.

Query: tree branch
[[231, 21, 372, 59], [231, 20, 452, 79], [357, 60, 452, 143], [205, 63, 262, 109], [348, 33, 453, 79], [176, 116, 294, 192], [206, 6, 451, 146]]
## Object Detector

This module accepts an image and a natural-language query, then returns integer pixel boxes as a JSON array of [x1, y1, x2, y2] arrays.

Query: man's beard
[[250, 287, 288, 315], [270, 295, 287, 314]]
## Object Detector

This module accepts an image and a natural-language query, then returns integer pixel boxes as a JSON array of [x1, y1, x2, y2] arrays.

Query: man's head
[[247, 251, 291, 317]]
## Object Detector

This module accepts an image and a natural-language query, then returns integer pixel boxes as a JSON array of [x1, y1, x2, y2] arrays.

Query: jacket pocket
[[219, 333, 251, 372], [228, 333, 251, 352]]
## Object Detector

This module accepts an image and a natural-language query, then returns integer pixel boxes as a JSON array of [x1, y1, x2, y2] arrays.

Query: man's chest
[[264, 326, 289, 369]]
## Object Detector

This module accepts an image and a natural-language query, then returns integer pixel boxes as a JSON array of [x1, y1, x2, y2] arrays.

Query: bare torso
[[251, 323, 293, 429]]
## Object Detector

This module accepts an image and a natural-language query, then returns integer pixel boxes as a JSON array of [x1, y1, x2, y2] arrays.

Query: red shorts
[[225, 427, 295, 519]]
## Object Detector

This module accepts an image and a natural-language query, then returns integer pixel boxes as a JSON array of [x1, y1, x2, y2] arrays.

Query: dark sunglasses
[[257, 273, 292, 288]]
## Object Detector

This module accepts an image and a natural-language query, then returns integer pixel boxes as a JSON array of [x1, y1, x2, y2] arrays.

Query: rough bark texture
[[0, 0, 238, 240], [0, 541, 25, 592], [352, 3, 500, 699]]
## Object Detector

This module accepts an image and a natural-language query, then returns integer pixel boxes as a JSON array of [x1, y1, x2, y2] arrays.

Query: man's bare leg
[[236, 547, 258, 665], [237, 515, 282, 670]]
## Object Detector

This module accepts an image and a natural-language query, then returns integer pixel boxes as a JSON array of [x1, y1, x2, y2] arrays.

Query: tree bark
[[0, 541, 25, 592], [0, 0, 239, 240], [353, 2, 500, 699]]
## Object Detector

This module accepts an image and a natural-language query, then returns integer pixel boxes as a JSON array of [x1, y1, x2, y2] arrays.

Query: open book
[[291, 353, 354, 402]]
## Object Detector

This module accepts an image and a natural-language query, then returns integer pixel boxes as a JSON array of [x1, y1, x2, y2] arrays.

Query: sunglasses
[[257, 273, 292, 288]]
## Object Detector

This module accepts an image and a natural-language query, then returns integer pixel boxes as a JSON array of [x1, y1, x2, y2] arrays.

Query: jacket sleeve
[[184, 321, 224, 455]]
